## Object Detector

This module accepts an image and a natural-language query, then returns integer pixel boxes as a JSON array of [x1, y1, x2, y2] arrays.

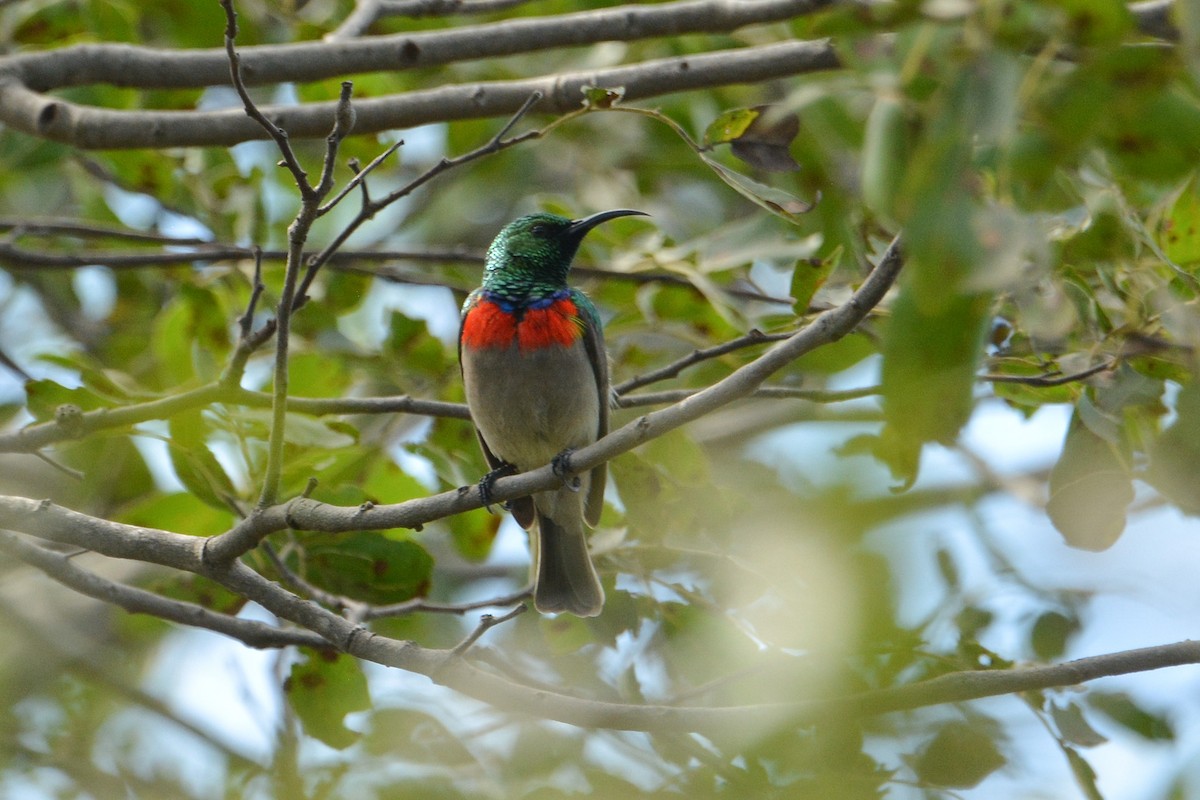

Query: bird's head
[[484, 209, 647, 287]]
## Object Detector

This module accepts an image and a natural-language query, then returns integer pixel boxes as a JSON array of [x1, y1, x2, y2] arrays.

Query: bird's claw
[[478, 462, 517, 512], [552, 449, 582, 492]]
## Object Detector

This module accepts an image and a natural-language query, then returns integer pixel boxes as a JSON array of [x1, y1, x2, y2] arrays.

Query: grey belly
[[462, 342, 600, 471]]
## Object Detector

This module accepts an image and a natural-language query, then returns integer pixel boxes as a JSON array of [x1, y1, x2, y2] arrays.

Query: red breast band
[[462, 298, 582, 350]]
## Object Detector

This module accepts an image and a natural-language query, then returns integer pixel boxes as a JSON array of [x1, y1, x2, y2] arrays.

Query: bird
[[458, 209, 647, 617]]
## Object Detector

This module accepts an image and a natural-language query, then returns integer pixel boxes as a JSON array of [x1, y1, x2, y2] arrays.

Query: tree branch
[[4, 0, 833, 91], [0, 39, 839, 149], [6, 494, 1200, 735], [0, 530, 325, 649], [197, 236, 905, 562]]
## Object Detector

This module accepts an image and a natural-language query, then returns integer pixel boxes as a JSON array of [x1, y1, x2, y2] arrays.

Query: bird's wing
[[573, 289, 609, 527]]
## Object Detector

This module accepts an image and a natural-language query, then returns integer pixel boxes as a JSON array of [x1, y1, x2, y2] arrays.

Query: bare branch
[[7, 493, 1200, 734], [221, 0, 310, 193], [0, 40, 839, 149], [981, 359, 1115, 388], [313, 81, 358, 201], [0, 530, 324, 649], [0, 344, 31, 381], [317, 139, 404, 216], [449, 604, 527, 656], [613, 329, 793, 395], [200, 237, 906, 563], [5, 0, 835, 91], [0, 216, 211, 244], [293, 90, 545, 309], [362, 585, 531, 621], [618, 384, 881, 408], [0, 382, 469, 455]]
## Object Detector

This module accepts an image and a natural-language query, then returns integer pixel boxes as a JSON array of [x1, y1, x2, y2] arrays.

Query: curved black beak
[[566, 209, 649, 242]]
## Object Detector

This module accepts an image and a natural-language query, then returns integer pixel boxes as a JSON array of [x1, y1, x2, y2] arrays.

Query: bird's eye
[[529, 223, 550, 237]]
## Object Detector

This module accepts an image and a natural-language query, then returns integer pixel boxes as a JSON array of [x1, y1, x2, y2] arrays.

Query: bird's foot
[[478, 462, 518, 512], [551, 449, 582, 492]]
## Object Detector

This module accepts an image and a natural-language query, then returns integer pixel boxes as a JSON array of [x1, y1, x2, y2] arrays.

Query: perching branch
[[5, 496, 1200, 734], [199, 235, 906, 563]]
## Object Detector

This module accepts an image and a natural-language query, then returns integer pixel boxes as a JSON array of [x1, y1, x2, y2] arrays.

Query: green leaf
[[874, 287, 992, 488], [1046, 408, 1134, 550], [323, 269, 371, 315], [118, 491, 234, 538], [540, 613, 594, 656], [703, 106, 801, 173], [151, 283, 231, 386], [1158, 176, 1200, 266], [446, 507, 502, 561], [1147, 380, 1200, 515], [1089, 691, 1175, 741], [791, 331, 875, 374], [1045, 0, 1133, 44], [988, 358, 1081, 410], [36, 353, 135, 403], [790, 247, 839, 314], [24, 379, 110, 423], [148, 573, 246, 616], [168, 411, 240, 512], [286, 649, 371, 750], [295, 530, 433, 605], [911, 720, 1007, 789], [1030, 611, 1078, 661], [364, 708, 478, 764], [233, 408, 358, 449], [704, 107, 761, 146], [581, 85, 625, 109], [860, 93, 910, 225], [1051, 702, 1108, 748], [288, 352, 351, 399], [1062, 745, 1105, 800], [699, 153, 815, 223]]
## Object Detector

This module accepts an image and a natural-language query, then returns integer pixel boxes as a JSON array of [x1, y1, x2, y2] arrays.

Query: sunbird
[[458, 209, 647, 616]]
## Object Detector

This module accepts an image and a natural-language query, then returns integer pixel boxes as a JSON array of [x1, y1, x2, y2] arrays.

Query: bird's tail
[[533, 497, 604, 617]]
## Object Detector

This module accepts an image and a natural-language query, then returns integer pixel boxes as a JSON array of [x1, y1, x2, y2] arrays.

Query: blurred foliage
[[1, 0, 1199, 799]]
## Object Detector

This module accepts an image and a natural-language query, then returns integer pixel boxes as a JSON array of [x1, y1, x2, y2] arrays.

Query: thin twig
[[222, 0, 358, 507], [0, 216, 211, 244], [33, 450, 85, 481], [220, 0, 310, 195], [981, 359, 1115, 388], [293, 89, 546, 311], [317, 139, 404, 216], [0, 345, 31, 381], [613, 329, 793, 395], [450, 604, 527, 657], [237, 246, 266, 341], [617, 384, 881, 408], [363, 585, 532, 621], [261, 541, 372, 621], [313, 81, 357, 201]]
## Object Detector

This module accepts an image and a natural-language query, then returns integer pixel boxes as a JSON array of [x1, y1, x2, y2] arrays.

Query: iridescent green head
[[483, 209, 647, 295]]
